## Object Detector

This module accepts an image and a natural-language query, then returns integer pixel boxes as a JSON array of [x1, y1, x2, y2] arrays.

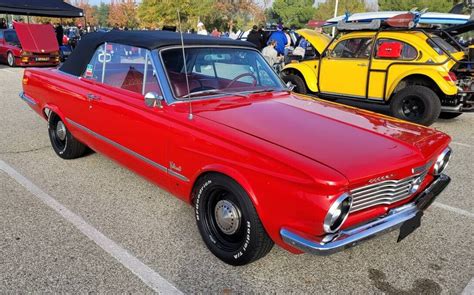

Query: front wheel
[[194, 174, 274, 266], [7, 52, 15, 67], [281, 74, 307, 94], [48, 113, 87, 159], [389, 85, 441, 126], [439, 112, 462, 120]]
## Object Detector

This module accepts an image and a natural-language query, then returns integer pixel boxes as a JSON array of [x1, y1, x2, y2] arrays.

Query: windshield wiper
[[247, 88, 280, 94], [179, 89, 248, 99]]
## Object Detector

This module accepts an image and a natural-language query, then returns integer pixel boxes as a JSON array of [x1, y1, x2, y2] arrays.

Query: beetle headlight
[[324, 193, 352, 233], [433, 147, 452, 175]]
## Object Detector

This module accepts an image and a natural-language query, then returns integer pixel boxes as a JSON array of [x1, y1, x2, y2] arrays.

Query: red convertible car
[[20, 30, 452, 265], [0, 22, 60, 67]]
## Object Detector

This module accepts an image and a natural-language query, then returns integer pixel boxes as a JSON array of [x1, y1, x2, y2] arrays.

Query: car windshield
[[4, 31, 19, 44], [427, 36, 459, 55], [160, 47, 285, 100]]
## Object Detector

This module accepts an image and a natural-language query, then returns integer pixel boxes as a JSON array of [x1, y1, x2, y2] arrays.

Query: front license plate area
[[36, 57, 49, 62], [397, 211, 423, 242]]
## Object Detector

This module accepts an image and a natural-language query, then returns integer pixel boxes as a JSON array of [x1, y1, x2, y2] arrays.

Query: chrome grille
[[350, 173, 425, 213]]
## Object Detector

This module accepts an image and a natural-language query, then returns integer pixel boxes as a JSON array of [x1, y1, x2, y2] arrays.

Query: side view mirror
[[144, 92, 164, 108]]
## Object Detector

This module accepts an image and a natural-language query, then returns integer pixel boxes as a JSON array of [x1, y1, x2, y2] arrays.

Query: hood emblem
[[41, 49, 45, 53], [368, 174, 395, 184]]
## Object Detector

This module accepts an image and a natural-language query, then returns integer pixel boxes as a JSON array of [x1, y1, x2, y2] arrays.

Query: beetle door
[[319, 37, 373, 98]]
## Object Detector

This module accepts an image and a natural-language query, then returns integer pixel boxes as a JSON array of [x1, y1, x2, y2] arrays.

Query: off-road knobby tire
[[282, 74, 307, 95], [389, 85, 441, 126], [194, 173, 274, 266], [438, 112, 462, 120], [48, 113, 87, 159]]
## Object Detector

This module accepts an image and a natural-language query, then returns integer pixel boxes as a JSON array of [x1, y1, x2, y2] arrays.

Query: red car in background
[[0, 22, 60, 67]]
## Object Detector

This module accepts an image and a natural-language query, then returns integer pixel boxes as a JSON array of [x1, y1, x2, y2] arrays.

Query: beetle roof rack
[[336, 19, 382, 31]]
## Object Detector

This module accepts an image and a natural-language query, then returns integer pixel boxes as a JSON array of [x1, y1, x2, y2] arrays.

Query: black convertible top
[[60, 30, 254, 77]]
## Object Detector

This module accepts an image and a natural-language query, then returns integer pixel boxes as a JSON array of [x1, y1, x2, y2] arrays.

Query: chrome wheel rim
[[7, 53, 14, 66], [214, 200, 241, 235], [56, 121, 67, 141]]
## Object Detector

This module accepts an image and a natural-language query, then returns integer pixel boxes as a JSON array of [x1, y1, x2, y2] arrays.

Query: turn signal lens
[[443, 72, 457, 82]]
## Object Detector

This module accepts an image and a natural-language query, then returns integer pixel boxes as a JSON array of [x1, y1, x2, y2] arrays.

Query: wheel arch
[[190, 165, 258, 208], [281, 63, 318, 92], [388, 72, 456, 100]]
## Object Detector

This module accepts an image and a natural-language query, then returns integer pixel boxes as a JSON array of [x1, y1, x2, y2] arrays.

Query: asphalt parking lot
[[1, 65, 473, 294]]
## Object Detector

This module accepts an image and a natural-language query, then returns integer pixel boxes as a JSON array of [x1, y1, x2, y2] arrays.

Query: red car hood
[[13, 22, 58, 53], [195, 93, 450, 183]]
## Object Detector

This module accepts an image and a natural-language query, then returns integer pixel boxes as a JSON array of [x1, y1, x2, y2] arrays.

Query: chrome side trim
[[66, 118, 189, 182], [168, 169, 189, 182], [280, 174, 450, 256], [19, 91, 37, 106]]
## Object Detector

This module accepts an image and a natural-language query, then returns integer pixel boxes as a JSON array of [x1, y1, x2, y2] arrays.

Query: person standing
[[262, 40, 283, 68], [211, 27, 221, 37], [267, 24, 287, 56], [247, 25, 264, 50], [55, 23, 64, 47], [197, 22, 208, 35]]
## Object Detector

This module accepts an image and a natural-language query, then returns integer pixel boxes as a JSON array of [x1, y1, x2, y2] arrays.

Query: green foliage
[[314, 0, 368, 21], [271, 0, 316, 27], [138, 0, 263, 31], [378, 0, 453, 13], [97, 3, 109, 27]]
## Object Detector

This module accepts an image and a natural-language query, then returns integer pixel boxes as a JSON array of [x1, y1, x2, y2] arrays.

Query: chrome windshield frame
[[155, 45, 287, 105]]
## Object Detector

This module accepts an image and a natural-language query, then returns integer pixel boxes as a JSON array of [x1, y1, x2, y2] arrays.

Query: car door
[[319, 37, 373, 98], [368, 38, 419, 100], [82, 43, 171, 188]]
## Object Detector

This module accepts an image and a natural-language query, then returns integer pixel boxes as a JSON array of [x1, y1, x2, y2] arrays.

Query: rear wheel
[[194, 174, 273, 266], [48, 113, 87, 159], [439, 112, 462, 119], [389, 85, 441, 126], [282, 74, 307, 94], [7, 52, 15, 67]]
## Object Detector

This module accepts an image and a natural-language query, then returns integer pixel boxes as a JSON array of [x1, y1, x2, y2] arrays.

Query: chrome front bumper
[[280, 174, 451, 255]]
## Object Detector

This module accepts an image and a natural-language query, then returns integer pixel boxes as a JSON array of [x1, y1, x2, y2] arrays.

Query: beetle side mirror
[[144, 92, 164, 108]]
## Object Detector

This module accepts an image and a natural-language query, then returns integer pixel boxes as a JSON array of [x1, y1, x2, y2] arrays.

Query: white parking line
[[0, 68, 16, 74], [462, 277, 474, 295], [452, 142, 473, 148], [0, 159, 182, 294], [433, 202, 474, 219]]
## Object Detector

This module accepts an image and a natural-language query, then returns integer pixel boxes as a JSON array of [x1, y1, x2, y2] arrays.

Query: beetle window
[[331, 38, 372, 59], [427, 36, 459, 55], [375, 39, 417, 60]]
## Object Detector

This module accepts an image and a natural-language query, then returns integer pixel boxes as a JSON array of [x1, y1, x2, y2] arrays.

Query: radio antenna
[[177, 10, 193, 120]]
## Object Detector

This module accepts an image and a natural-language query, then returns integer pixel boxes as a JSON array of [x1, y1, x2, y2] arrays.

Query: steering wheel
[[225, 73, 258, 89]]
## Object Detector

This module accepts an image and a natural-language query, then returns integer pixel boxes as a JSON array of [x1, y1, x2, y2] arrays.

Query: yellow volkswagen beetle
[[281, 23, 473, 126]]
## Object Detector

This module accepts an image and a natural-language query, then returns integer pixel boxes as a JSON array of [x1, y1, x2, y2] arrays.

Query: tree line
[[45, 0, 460, 31]]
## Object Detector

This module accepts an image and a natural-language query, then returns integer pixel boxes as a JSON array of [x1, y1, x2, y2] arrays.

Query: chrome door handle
[[87, 93, 100, 100], [357, 63, 368, 67]]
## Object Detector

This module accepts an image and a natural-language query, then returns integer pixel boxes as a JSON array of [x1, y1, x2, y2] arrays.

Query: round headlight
[[323, 193, 352, 233], [433, 147, 452, 175]]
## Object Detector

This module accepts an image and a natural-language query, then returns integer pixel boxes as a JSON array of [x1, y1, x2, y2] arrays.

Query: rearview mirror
[[144, 92, 164, 108]]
